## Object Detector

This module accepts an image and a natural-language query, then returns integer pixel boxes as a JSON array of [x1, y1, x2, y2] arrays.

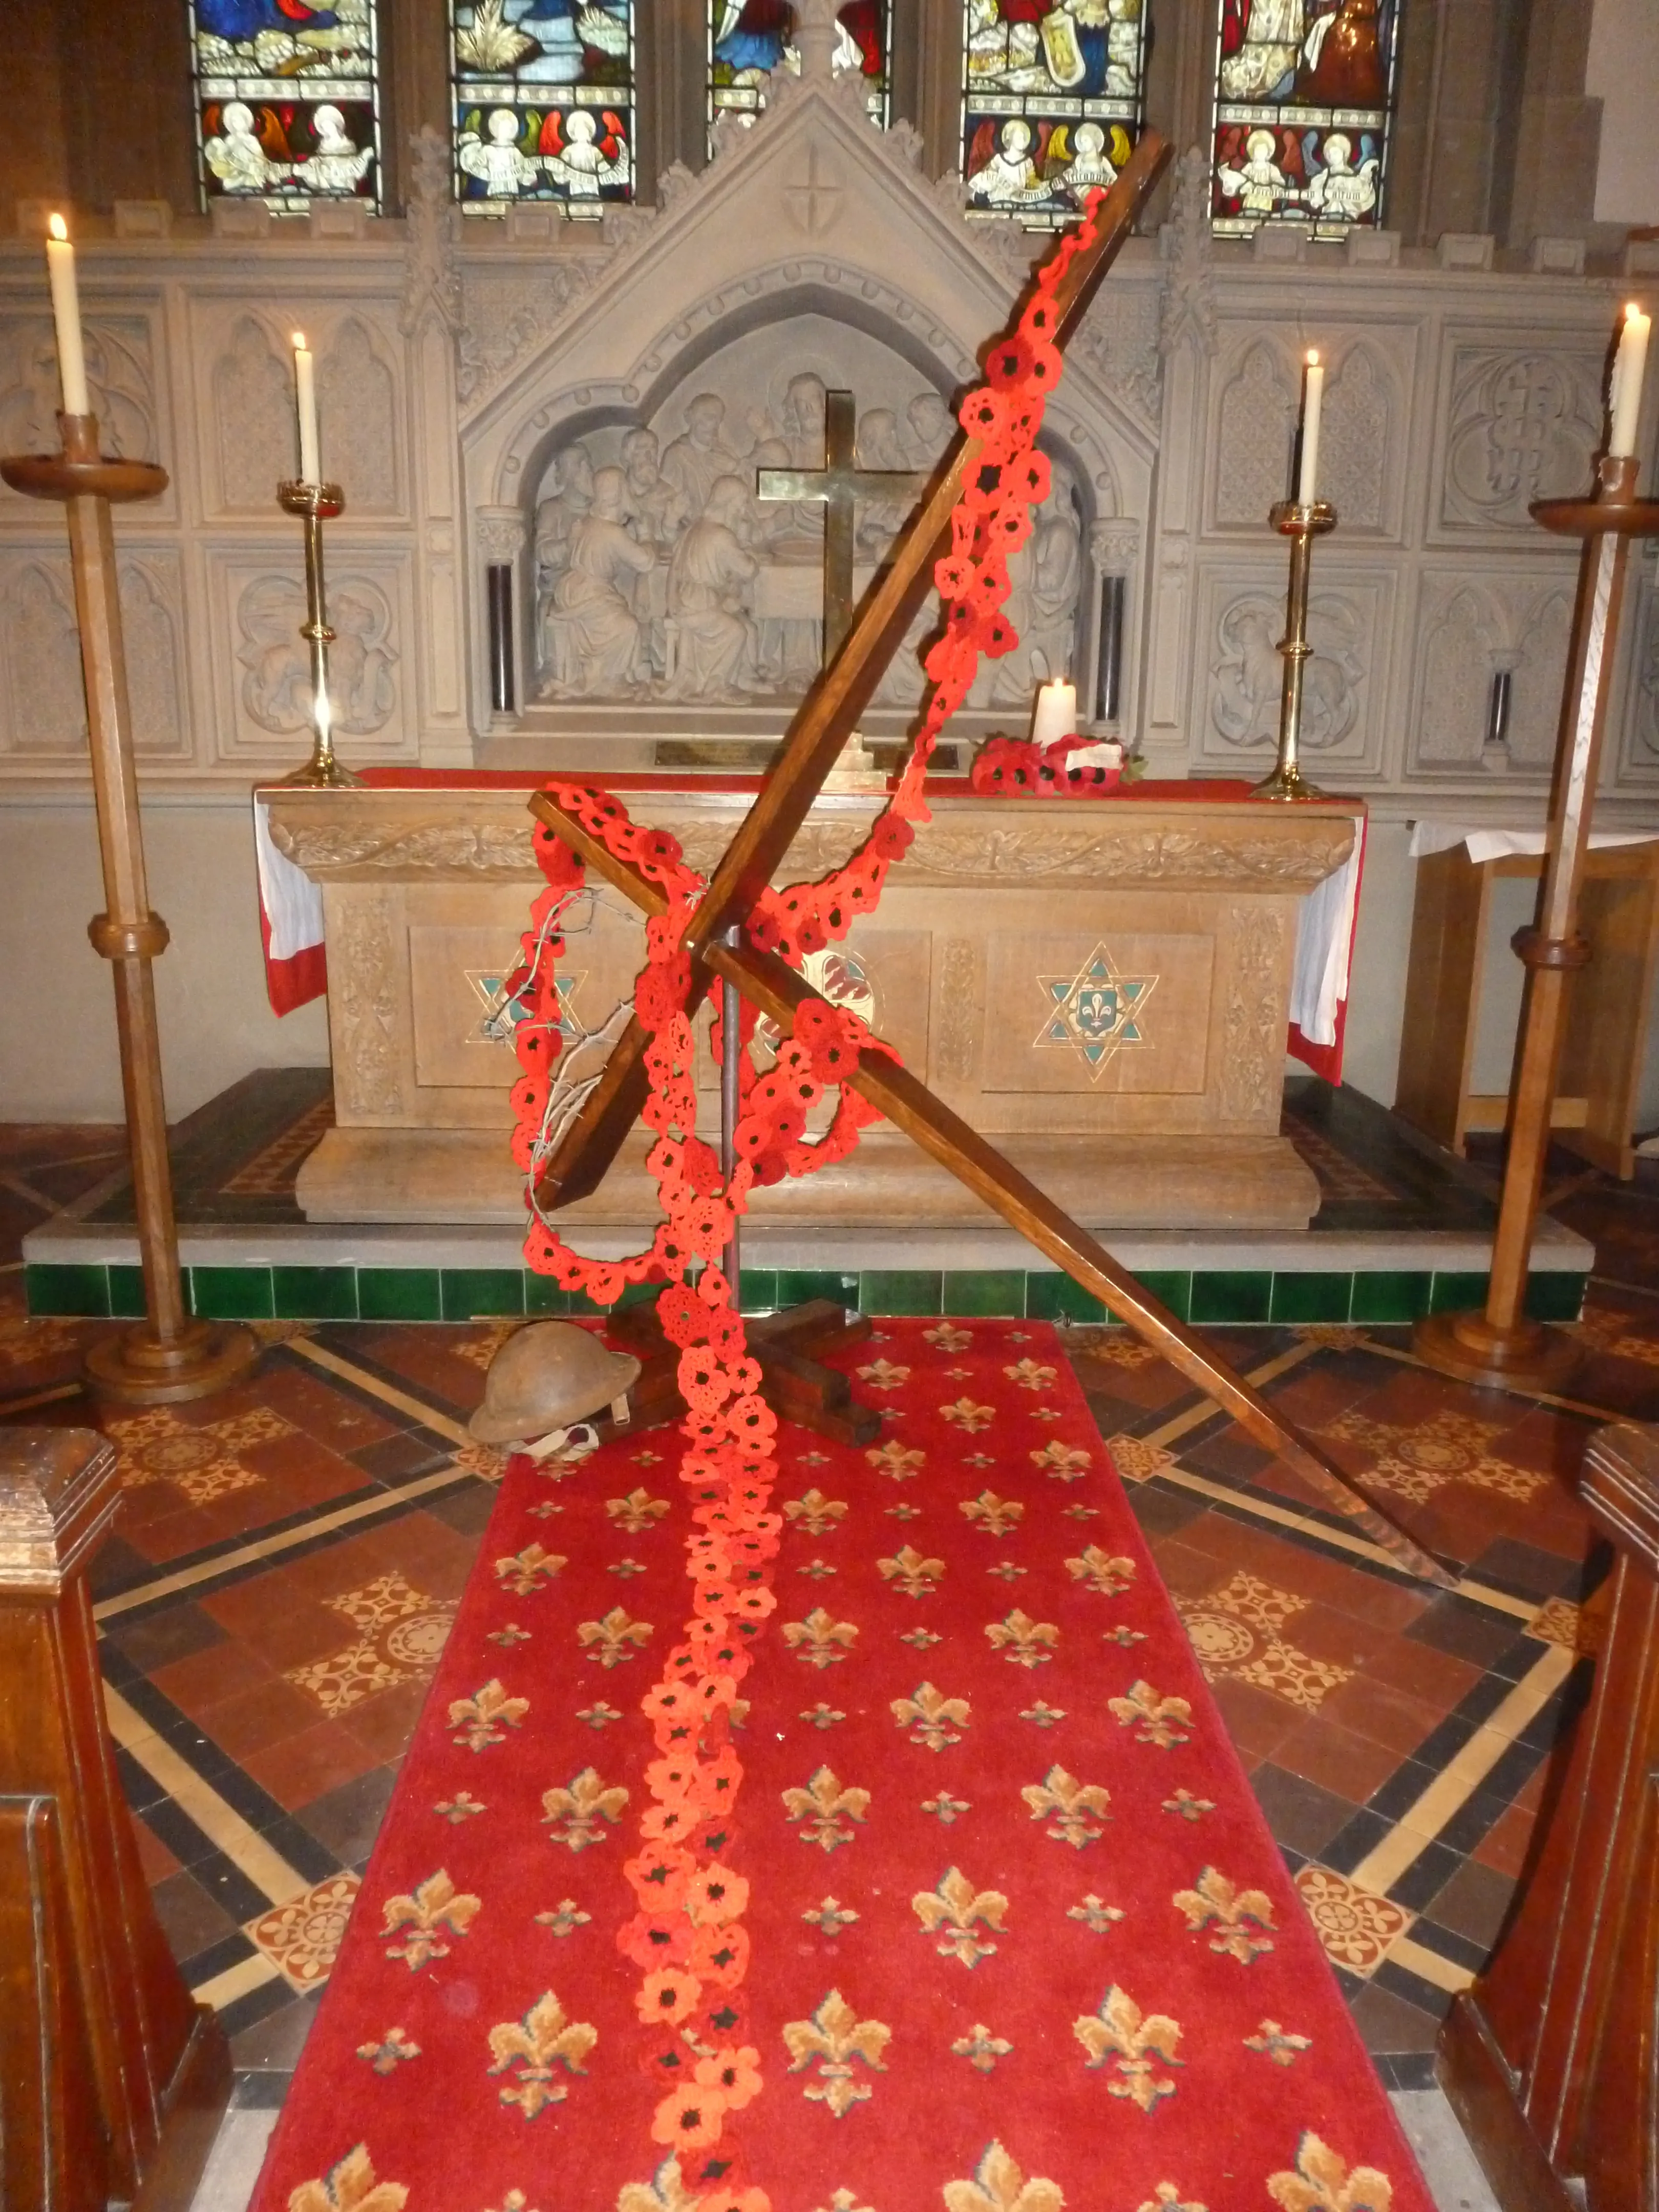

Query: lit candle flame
[[1306, 348, 1319, 367], [48, 212, 68, 242], [292, 330, 307, 349]]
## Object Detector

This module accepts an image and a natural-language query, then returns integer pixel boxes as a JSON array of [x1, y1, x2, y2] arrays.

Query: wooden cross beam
[[757, 389, 930, 660], [528, 783, 1453, 1589], [524, 126, 1454, 1589]]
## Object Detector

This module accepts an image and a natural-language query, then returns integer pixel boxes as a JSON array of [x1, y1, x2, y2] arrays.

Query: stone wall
[[1, 38, 1656, 1125]]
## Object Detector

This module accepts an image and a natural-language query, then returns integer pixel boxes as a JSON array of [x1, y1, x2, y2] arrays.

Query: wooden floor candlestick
[[1, 415, 259, 1403], [1415, 455, 1659, 1392]]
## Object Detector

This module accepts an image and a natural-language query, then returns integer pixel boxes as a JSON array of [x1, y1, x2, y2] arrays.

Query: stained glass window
[[1211, 0, 1403, 239], [709, 4, 890, 133], [961, 1, 1148, 228], [187, 0, 381, 212], [451, 2, 635, 215]]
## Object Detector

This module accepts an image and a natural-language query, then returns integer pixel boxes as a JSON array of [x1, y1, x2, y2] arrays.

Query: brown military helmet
[[468, 1320, 642, 1445]]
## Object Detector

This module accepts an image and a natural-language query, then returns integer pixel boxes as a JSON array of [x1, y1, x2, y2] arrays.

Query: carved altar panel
[[204, 544, 419, 765], [982, 930, 1214, 1097], [1206, 325, 1413, 545], [190, 302, 409, 522], [1430, 334, 1607, 545], [1406, 563, 1579, 776], [0, 547, 190, 763], [1191, 558, 1395, 778], [322, 883, 415, 1123], [0, 310, 172, 522]]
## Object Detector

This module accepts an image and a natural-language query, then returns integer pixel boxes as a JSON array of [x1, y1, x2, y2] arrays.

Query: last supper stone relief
[[527, 314, 1089, 712]]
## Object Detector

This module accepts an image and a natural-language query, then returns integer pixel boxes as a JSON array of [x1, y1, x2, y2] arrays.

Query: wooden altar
[[266, 777, 1357, 1233]]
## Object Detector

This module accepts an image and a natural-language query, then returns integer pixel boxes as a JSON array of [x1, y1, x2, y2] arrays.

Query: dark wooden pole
[[1, 417, 259, 1404], [0, 1428, 230, 2209], [1438, 1417, 1659, 2210], [1415, 458, 1659, 1392]]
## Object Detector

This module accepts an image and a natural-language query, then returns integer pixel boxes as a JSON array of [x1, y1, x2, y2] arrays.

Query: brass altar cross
[[525, 131, 1453, 1591], [757, 390, 930, 660]]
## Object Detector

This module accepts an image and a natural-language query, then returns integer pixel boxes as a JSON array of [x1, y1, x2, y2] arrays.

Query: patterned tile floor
[[5, 1118, 1657, 2104]]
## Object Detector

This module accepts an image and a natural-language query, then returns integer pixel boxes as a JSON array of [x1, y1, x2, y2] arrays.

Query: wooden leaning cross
[[528, 130, 1453, 1591], [757, 389, 930, 660]]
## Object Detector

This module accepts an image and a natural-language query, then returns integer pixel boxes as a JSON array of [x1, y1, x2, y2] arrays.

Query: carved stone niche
[[1208, 328, 1408, 543], [0, 548, 190, 764], [508, 311, 1101, 746], [1408, 565, 1578, 777], [194, 306, 406, 521], [0, 312, 169, 519]]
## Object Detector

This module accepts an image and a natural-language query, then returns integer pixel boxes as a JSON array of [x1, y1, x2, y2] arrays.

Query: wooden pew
[[1439, 1417, 1659, 2210], [0, 1427, 229, 2211]]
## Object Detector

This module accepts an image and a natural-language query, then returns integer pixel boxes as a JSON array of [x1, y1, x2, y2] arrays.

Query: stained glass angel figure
[[966, 118, 1049, 206], [1303, 131, 1379, 222], [291, 105, 376, 193], [540, 109, 630, 196], [457, 107, 542, 196], [202, 102, 285, 193], [1216, 127, 1294, 219]]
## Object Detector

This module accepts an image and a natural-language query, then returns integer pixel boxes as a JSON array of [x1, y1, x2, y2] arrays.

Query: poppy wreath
[[505, 187, 1114, 2210]]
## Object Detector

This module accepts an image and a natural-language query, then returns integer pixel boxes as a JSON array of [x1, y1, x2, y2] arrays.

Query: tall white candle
[[1296, 349, 1324, 505], [1609, 302, 1651, 459], [45, 214, 90, 417], [1031, 677, 1077, 748], [292, 330, 321, 483]]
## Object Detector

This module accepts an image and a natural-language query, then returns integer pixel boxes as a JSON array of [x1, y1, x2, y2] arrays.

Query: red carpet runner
[[252, 1321, 1431, 2212]]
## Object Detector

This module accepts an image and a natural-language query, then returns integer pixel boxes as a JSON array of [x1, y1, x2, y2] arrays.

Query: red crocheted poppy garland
[[505, 188, 1116, 2211]]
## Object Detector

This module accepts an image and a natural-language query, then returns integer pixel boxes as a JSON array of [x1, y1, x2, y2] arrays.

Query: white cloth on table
[[1288, 816, 1362, 1049], [1407, 821, 1659, 865], [253, 796, 325, 962]]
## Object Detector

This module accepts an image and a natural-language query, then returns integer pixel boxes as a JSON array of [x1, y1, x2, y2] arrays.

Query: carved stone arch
[[488, 264, 989, 502], [316, 314, 401, 514], [214, 314, 295, 512], [1214, 336, 1298, 528], [0, 557, 85, 753], [117, 556, 189, 759], [1415, 580, 1504, 765], [1318, 339, 1395, 533], [1508, 585, 1573, 767]]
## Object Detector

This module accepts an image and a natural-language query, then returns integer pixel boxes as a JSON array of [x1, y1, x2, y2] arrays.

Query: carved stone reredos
[[460, 82, 1160, 519]]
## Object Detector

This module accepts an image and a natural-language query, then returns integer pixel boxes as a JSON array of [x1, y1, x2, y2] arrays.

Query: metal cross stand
[[2, 416, 260, 1403], [1415, 453, 1659, 1391], [533, 132, 1451, 1589]]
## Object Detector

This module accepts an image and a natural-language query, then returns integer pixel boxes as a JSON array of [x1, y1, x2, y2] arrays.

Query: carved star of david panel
[[1033, 942, 1158, 1076]]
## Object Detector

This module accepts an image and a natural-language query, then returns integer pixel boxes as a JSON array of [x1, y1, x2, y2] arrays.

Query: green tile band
[[19, 1259, 1587, 1330]]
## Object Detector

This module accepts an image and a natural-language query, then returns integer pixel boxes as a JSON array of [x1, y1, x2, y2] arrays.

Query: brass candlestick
[[277, 477, 360, 788], [1415, 453, 1659, 1392], [2, 414, 259, 1402], [1252, 498, 1337, 801]]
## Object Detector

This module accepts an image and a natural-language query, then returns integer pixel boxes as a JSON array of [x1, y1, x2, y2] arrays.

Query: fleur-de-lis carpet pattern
[[249, 1321, 1431, 2212]]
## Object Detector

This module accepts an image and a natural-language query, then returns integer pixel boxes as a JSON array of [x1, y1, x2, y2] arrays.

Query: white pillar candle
[[45, 214, 90, 417], [292, 330, 321, 483], [1031, 677, 1077, 748], [1296, 349, 1324, 505], [1609, 302, 1651, 460]]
